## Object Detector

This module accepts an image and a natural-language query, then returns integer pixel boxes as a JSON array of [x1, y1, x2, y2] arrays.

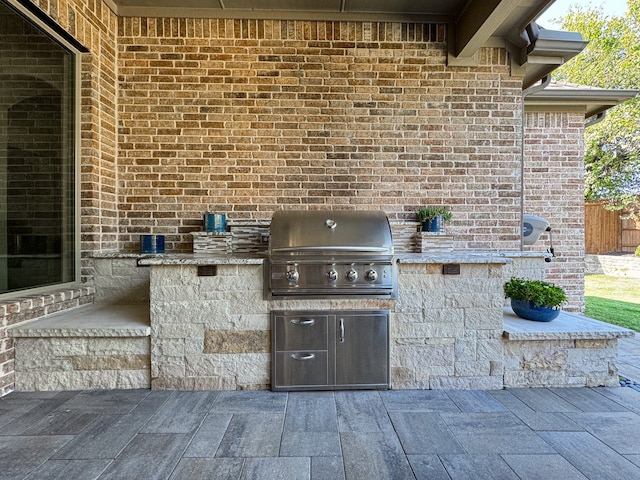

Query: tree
[[553, 0, 640, 228]]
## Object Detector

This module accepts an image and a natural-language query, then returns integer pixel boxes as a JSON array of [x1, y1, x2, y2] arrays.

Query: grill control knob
[[365, 269, 378, 281], [346, 269, 358, 282], [327, 269, 338, 282], [286, 269, 299, 282]]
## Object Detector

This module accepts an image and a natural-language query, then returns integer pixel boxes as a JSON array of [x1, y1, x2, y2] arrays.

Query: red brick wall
[[116, 18, 523, 253], [523, 111, 585, 311]]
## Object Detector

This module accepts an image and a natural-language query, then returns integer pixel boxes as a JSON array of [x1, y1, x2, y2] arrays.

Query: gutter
[[585, 112, 606, 128], [520, 23, 588, 89]]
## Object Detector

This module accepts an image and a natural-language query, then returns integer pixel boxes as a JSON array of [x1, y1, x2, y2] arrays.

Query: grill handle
[[290, 353, 316, 361], [271, 246, 390, 253], [339, 318, 345, 343], [289, 318, 315, 326]]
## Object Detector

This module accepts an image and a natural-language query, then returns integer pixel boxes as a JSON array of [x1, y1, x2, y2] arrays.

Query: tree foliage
[[552, 0, 640, 227]]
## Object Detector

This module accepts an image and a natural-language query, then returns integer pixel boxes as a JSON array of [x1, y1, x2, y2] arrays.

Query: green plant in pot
[[503, 276, 567, 322], [416, 206, 452, 232]]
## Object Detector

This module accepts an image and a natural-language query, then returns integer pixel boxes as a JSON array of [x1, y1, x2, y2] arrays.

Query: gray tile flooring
[[3, 386, 640, 480], [1, 333, 638, 480], [619, 332, 640, 383]]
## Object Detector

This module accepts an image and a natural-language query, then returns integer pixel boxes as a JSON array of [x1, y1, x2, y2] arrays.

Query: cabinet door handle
[[291, 353, 316, 361], [339, 318, 345, 343], [290, 318, 315, 326]]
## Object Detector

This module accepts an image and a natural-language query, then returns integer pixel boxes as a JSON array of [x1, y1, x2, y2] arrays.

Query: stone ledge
[[503, 307, 634, 341], [8, 304, 150, 338], [137, 253, 264, 266]]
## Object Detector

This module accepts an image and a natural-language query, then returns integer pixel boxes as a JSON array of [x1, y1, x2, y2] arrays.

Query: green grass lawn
[[585, 274, 640, 332]]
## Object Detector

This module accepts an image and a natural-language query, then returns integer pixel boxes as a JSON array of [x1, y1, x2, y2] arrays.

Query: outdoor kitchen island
[[137, 250, 629, 391]]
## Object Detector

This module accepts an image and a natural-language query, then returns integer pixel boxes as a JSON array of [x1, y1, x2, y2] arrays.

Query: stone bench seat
[[502, 307, 634, 388], [9, 303, 151, 391], [503, 307, 635, 341], [9, 303, 150, 338]]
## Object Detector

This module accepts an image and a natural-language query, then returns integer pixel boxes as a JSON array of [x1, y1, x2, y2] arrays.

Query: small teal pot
[[510, 298, 560, 322], [204, 213, 227, 233]]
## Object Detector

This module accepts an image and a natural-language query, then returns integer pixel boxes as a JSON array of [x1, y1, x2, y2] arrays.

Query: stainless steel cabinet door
[[334, 313, 389, 386], [274, 351, 329, 387], [274, 314, 328, 351]]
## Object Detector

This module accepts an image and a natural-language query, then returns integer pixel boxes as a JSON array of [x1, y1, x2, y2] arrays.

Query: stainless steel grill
[[264, 210, 397, 299]]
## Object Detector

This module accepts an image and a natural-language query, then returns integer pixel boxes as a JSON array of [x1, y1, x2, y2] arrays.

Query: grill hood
[[269, 210, 394, 257]]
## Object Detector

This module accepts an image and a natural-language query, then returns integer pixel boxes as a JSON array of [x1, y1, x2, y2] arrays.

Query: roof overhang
[[515, 25, 588, 89], [104, 0, 582, 89], [525, 83, 639, 124]]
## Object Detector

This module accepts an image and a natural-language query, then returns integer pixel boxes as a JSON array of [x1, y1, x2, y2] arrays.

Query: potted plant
[[503, 276, 567, 322], [416, 206, 452, 232]]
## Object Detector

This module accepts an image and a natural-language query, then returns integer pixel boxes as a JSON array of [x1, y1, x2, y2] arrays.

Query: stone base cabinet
[[144, 255, 510, 391], [143, 253, 631, 391], [8, 253, 631, 392], [502, 310, 633, 388]]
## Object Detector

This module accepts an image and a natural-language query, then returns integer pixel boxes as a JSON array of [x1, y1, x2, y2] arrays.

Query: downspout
[[520, 74, 551, 250]]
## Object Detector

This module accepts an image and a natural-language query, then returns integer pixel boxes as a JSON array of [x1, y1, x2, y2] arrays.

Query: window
[[0, 0, 80, 296]]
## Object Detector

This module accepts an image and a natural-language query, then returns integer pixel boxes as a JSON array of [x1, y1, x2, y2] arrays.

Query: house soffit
[[525, 84, 640, 119]]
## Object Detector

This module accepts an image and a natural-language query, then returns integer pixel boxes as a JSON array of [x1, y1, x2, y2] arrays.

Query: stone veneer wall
[[14, 336, 150, 391], [93, 256, 150, 304], [0, 286, 94, 396], [150, 263, 270, 390], [523, 112, 586, 312], [394, 261, 505, 389], [503, 338, 619, 388], [585, 254, 640, 278], [150, 260, 507, 390]]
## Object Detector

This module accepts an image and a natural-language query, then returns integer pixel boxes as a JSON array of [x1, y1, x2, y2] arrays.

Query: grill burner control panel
[[267, 261, 395, 298]]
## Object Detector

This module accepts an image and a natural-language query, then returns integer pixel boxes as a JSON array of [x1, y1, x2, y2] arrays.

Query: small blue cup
[[140, 234, 165, 254]]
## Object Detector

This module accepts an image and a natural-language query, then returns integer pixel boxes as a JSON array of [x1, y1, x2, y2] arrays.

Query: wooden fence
[[585, 201, 640, 254]]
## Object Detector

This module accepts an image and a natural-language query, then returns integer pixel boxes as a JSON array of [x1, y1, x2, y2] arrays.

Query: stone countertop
[[136, 253, 265, 266], [396, 251, 548, 264], [105, 250, 549, 266], [503, 307, 635, 340], [396, 253, 511, 264]]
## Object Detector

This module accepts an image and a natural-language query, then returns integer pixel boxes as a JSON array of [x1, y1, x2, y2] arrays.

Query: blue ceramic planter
[[421, 216, 442, 232], [511, 299, 560, 322]]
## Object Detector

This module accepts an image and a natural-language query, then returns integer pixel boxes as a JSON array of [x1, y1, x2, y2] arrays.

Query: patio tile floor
[[2, 385, 640, 480], [0, 334, 637, 479]]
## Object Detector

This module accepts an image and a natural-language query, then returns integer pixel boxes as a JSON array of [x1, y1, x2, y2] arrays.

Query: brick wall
[[523, 112, 586, 311], [116, 18, 523, 253]]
